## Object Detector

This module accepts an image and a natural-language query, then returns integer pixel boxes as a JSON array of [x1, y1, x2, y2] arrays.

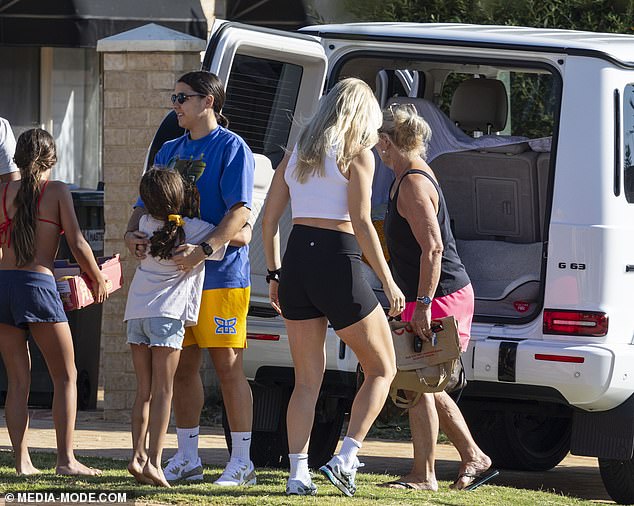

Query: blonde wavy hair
[[293, 78, 382, 183], [380, 103, 432, 160]]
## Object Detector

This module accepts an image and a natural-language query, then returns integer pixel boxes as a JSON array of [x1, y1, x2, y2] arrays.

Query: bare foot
[[127, 458, 153, 485], [450, 455, 493, 490], [143, 461, 171, 488], [379, 474, 438, 491], [56, 459, 102, 477], [17, 461, 41, 476]]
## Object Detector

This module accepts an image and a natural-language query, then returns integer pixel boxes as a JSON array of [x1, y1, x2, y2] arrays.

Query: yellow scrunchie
[[168, 214, 185, 227]]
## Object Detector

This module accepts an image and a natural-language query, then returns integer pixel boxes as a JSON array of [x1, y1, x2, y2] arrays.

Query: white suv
[[149, 20, 634, 504]]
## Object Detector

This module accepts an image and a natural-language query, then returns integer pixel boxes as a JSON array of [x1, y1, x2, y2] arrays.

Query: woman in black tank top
[[376, 104, 495, 492]]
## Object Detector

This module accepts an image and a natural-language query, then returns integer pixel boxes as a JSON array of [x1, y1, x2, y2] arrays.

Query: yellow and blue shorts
[[183, 287, 250, 349]]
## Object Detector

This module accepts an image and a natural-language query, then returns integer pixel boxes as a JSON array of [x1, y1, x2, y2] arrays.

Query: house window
[[224, 54, 303, 167], [0, 46, 40, 134], [0, 46, 100, 188], [49, 48, 101, 188]]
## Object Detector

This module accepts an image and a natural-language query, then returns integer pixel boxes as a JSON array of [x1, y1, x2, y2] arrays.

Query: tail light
[[543, 309, 608, 337], [535, 353, 585, 363], [247, 333, 280, 341]]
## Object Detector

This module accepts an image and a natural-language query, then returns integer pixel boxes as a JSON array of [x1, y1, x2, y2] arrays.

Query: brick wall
[[98, 27, 205, 421]]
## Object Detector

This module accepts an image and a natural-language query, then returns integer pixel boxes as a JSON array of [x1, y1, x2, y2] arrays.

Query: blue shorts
[[0, 270, 68, 329], [126, 317, 185, 350]]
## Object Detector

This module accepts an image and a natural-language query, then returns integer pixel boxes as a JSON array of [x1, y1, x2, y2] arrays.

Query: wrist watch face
[[200, 242, 213, 256], [418, 295, 432, 305]]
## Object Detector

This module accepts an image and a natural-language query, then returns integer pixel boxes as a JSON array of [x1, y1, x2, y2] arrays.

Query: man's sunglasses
[[171, 93, 206, 104]]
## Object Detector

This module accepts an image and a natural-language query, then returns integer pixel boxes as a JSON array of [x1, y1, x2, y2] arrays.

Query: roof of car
[[300, 23, 634, 65]]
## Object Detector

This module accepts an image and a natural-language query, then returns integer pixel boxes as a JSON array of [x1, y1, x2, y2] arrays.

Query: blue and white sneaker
[[319, 456, 363, 497]]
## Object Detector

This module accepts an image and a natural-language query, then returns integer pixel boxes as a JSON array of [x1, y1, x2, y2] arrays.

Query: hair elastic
[[168, 214, 185, 227]]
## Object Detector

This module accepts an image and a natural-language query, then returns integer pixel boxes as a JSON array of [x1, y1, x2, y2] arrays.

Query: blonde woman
[[262, 78, 404, 497], [377, 103, 495, 491]]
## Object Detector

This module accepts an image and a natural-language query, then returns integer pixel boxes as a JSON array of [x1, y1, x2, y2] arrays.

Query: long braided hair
[[11, 129, 57, 267], [140, 168, 200, 260]]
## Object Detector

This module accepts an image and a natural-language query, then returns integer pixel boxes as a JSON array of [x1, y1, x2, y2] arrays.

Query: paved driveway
[[0, 409, 612, 503]]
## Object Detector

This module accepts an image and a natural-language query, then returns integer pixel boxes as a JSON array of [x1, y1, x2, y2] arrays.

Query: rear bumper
[[467, 338, 634, 411]]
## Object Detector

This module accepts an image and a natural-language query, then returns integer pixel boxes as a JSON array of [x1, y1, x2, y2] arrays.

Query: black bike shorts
[[278, 225, 379, 330]]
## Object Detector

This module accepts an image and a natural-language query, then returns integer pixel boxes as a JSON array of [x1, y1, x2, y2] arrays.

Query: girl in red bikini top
[[0, 128, 107, 299], [0, 178, 63, 246]]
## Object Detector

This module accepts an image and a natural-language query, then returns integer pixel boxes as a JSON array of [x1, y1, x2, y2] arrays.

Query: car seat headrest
[[450, 78, 508, 134]]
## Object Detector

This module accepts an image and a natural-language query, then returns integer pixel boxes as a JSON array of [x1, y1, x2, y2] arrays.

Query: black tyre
[[307, 397, 347, 468], [463, 404, 571, 471], [222, 398, 287, 468], [599, 457, 634, 504], [222, 388, 347, 469]]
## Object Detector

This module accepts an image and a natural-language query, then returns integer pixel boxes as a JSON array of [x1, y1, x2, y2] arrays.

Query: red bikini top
[[0, 180, 64, 247]]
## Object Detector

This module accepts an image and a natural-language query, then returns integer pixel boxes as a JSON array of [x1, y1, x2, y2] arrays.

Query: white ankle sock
[[338, 436, 362, 469], [176, 426, 199, 462], [230, 431, 252, 462], [288, 453, 310, 483]]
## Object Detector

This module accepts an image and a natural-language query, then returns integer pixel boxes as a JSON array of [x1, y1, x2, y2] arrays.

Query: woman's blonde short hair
[[293, 77, 382, 183], [381, 103, 432, 160]]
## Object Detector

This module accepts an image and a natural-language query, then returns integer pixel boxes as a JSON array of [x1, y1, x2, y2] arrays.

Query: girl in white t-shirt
[[123, 168, 229, 487]]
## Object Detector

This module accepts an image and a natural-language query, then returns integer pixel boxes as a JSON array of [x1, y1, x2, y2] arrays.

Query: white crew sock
[[288, 453, 310, 483], [337, 436, 362, 469], [176, 426, 200, 462], [230, 431, 252, 462]]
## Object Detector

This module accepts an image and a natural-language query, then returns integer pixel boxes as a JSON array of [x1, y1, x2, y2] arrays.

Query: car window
[[224, 54, 303, 168], [623, 84, 634, 203]]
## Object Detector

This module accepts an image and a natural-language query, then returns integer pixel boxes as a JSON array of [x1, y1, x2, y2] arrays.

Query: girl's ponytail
[[139, 168, 188, 260], [12, 129, 57, 267]]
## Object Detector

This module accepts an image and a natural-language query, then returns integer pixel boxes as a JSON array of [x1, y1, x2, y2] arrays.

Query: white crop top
[[284, 147, 351, 221]]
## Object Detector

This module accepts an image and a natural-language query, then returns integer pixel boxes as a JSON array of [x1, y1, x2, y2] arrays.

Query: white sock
[[230, 431, 251, 462], [288, 453, 310, 483], [337, 436, 362, 469], [177, 426, 200, 462]]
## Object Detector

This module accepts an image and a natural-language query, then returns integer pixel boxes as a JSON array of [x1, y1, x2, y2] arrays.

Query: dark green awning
[[0, 0, 207, 47], [227, 0, 308, 30]]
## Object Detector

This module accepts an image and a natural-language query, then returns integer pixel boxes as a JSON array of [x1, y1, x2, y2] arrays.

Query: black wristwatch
[[266, 268, 281, 284], [200, 241, 213, 257], [416, 295, 433, 305]]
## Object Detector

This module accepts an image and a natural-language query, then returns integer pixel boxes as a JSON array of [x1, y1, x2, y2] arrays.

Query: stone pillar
[[97, 24, 205, 421]]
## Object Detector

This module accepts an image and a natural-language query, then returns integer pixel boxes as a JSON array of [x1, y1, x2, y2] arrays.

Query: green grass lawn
[[0, 451, 597, 506]]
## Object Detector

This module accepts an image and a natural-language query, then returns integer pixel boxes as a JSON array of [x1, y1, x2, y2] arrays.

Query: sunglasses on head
[[171, 92, 206, 104], [387, 103, 418, 115]]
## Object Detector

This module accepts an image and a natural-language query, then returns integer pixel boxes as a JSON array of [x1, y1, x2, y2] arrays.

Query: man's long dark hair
[[178, 71, 229, 128]]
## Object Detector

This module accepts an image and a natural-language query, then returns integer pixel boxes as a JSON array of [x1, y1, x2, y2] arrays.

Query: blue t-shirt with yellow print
[[139, 126, 255, 290]]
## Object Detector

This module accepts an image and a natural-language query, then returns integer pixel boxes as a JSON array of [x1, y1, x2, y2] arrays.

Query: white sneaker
[[163, 454, 204, 482], [319, 455, 363, 497], [213, 458, 257, 486], [286, 478, 317, 495]]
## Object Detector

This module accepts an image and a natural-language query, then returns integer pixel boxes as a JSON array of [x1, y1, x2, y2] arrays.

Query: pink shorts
[[401, 283, 474, 352]]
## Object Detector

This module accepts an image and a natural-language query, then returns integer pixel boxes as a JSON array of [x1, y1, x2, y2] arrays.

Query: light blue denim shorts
[[126, 317, 185, 349]]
